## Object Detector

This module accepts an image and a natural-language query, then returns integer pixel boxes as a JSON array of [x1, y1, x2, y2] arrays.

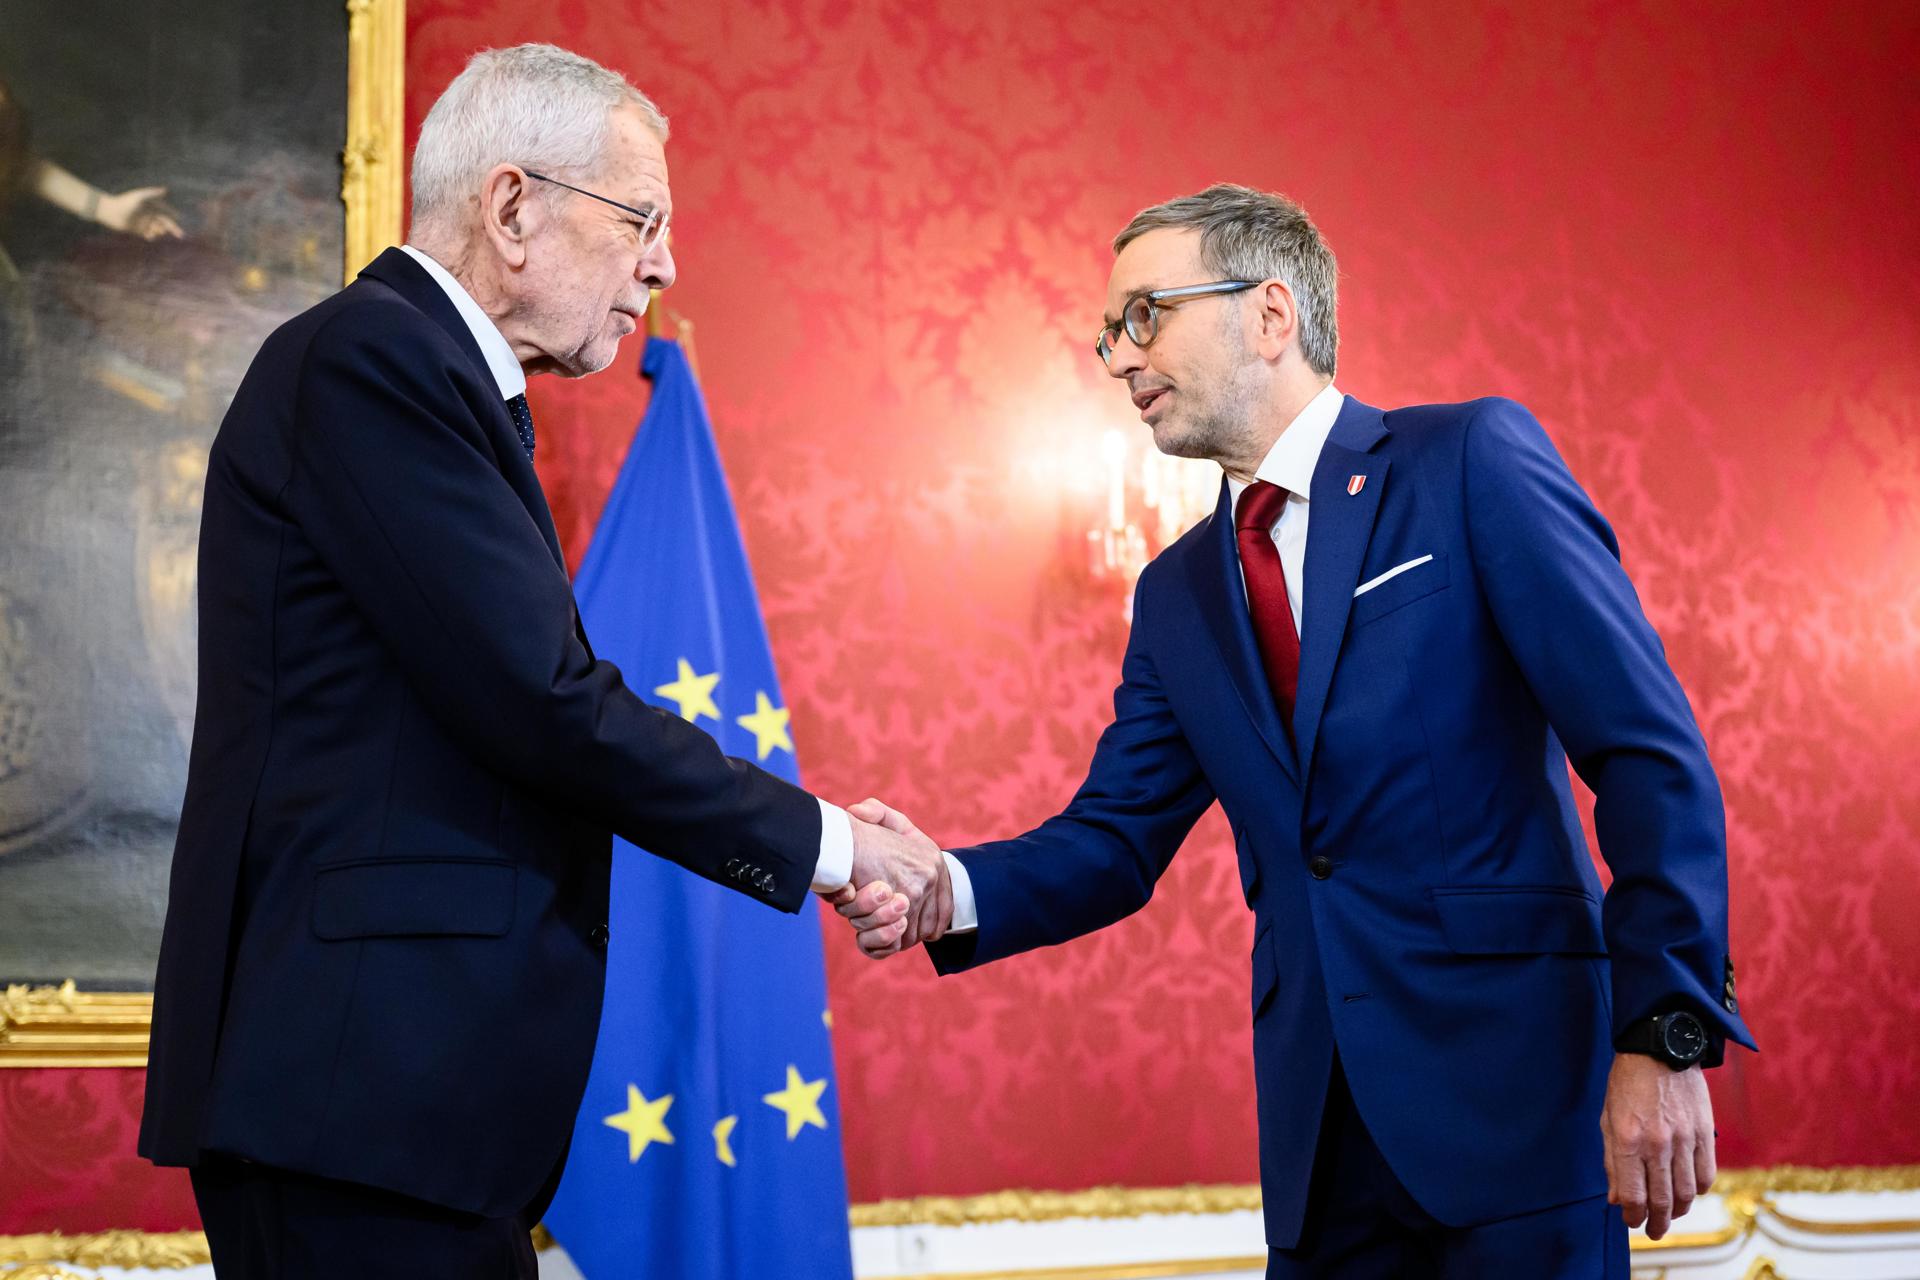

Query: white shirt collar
[[399, 245, 527, 399], [1225, 382, 1346, 512]]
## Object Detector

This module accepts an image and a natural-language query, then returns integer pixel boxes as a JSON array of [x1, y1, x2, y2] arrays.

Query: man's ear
[[479, 164, 539, 269], [1253, 278, 1300, 362]]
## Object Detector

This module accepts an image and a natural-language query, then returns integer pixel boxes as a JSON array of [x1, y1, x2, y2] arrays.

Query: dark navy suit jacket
[[138, 248, 820, 1217], [930, 395, 1755, 1247]]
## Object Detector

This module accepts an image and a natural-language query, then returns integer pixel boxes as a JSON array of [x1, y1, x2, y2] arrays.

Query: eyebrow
[[1102, 285, 1156, 327]]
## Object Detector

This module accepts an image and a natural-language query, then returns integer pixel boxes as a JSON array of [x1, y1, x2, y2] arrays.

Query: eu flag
[[542, 338, 855, 1280]]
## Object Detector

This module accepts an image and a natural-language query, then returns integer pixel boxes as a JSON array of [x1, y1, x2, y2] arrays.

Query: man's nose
[[639, 238, 677, 291], [1104, 332, 1146, 381]]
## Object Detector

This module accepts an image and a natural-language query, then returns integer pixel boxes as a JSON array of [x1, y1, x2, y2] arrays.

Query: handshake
[[819, 799, 950, 960]]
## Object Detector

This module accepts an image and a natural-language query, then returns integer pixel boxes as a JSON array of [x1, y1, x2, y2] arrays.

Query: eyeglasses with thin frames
[[1095, 280, 1257, 367], [523, 170, 670, 255]]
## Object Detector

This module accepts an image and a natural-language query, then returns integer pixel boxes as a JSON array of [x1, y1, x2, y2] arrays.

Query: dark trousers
[[1268, 1060, 1629, 1279], [190, 1154, 559, 1279]]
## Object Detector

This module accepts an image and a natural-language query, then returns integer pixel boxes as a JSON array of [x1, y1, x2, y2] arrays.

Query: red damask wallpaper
[[4, 0, 1915, 1236], [408, 0, 1919, 1201]]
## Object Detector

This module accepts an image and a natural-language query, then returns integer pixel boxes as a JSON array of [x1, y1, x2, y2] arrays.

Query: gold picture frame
[[0, 0, 403, 1069], [343, 0, 407, 280]]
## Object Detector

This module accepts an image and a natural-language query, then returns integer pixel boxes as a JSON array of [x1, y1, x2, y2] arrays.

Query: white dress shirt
[[943, 383, 1346, 933], [1225, 382, 1346, 632], [398, 245, 854, 892]]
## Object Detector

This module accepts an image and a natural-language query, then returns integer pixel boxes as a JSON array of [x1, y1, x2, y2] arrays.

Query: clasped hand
[[820, 799, 950, 959]]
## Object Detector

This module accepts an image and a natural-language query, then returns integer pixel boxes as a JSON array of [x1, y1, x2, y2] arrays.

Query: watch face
[[1663, 1014, 1707, 1061]]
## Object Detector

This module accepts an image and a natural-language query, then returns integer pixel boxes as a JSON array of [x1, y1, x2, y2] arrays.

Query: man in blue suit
[[835, 184, 1753, 1276], [139, 45, 938, 1278]]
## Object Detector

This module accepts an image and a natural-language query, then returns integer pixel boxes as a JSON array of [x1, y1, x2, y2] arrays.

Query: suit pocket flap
[[1430, 886, 1605, 955], [1351, 551, 1449, 625], [312, 858, 517, 940]]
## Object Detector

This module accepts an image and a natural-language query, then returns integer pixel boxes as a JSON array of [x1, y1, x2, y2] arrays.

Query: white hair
[[409, 43, 668, 231]]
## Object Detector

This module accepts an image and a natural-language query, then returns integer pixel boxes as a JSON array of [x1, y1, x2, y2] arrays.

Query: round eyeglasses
[[1095, 279, 1257, 367], [523, 170, 670, 255]]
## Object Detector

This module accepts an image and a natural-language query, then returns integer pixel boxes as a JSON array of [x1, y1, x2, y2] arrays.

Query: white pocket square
[[1354, 554, 1434, 598]]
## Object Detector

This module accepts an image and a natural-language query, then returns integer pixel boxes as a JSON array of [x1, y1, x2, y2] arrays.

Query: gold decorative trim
[[5, 1175, 1920, 1270], [851, 1184, 1263, 1229], [1760, 1200, 1920, 1237], [867, 1261, 1268, 1280], [0, 983, 151, 1068], [342, 0, 406, 280], [847, 1169, 1920, 1229], [1714, 1163, 1920, 1195], [0, 1230, 207, 1269]]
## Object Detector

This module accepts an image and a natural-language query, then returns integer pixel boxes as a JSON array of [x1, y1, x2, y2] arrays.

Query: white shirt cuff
[[811, 799, 854, 892], [943, 851, 978, 933]]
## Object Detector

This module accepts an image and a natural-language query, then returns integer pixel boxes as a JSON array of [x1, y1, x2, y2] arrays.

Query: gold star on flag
[[712, 1115, 739, 1168], [655, 659, 721, 723], [762, 1064, 829, 1140], [603, 1084, 675, 1163], [736, 691, 793, 760]]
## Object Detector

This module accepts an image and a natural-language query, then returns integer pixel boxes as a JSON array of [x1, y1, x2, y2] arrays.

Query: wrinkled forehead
[[1104, 227, 1204, 322], [595, 106, 673, 214]]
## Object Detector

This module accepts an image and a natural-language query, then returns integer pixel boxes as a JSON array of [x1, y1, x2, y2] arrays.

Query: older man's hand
[[819, 798, 950, 958], [1601, 1053, 1716, 1240]]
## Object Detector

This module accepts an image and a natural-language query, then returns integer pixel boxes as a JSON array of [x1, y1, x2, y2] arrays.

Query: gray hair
[[1114, 184, 1339, 377], [410, 43, 668, 230]]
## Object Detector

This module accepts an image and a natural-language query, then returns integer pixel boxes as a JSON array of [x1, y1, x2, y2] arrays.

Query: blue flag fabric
[[542, 338, 854, 1280]]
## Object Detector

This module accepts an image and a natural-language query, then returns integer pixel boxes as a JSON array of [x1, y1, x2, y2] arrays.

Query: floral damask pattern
[[0, 1070, 195, 1232], [407, 0, 1920, 1201], [8, 0, 1915, 1236]]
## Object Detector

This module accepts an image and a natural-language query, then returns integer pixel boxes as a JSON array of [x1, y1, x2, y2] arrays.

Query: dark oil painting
[[0, 3, 348, 985]]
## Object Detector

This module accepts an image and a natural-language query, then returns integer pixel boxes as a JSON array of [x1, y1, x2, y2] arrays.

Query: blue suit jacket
[[930, 395, 1754, 1246], [139, 249, 821, 1216]]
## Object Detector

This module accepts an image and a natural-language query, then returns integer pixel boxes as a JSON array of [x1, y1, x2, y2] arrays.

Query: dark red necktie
[[1236, 481, 1300, 729]]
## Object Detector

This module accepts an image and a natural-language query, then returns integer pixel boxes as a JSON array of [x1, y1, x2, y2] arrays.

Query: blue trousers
[[1268, 1060, 1628, 1279]]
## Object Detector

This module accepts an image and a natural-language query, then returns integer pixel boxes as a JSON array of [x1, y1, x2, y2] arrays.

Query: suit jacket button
[[589, 924, 610, 948], [1308, 856, 1333, 880]]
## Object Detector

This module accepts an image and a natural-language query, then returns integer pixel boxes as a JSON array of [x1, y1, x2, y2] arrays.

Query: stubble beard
[[1150, 351, 1265, 468]]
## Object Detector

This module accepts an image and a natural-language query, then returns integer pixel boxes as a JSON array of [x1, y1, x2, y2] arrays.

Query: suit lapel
[[358, 247, 569, 576], [1185, 478, 1301, 786], [1292, 398, 1391, 784], [359, 247, 493, 387], [515, 449, 571, 574]]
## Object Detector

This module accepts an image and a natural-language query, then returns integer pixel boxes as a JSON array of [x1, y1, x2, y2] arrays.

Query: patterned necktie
[[506, 393, 536, 461], [1235, 480, 1301, 731]]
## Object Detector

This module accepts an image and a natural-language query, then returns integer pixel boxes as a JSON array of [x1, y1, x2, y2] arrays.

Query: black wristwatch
[[1616, 1010, 1709, 1070]]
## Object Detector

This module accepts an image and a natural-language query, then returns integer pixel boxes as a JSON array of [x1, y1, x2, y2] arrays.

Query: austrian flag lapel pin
[[1347, 474, 1367, 496]]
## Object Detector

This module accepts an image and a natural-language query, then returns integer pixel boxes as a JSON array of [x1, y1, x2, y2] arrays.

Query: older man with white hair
[[138, 44, 941, 1277]]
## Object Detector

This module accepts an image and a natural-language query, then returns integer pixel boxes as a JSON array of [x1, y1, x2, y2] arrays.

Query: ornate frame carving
[[0, 983, 150, 1068], [0, 0, 403, 1070], [3, 1171, 1919, 1272], [343, 0, 406, 278], [846, 1168, 1920, 1230]]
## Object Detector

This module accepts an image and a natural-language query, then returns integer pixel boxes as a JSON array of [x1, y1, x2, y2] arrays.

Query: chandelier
[[1087, 428, 1221, 615]]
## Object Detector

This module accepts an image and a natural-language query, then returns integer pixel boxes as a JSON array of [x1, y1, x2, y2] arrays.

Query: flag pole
[[646, 288, 701, 381]]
